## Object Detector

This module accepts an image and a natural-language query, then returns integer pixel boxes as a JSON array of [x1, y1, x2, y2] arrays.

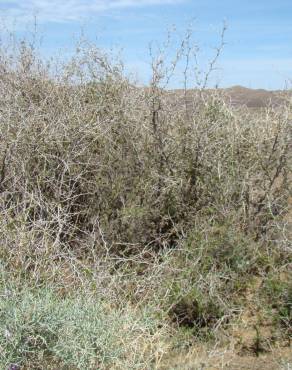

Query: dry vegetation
[[0, 28, 291, 369]]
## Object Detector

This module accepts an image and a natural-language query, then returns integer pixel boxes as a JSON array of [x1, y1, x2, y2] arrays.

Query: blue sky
[[0, 0, 292, 89]]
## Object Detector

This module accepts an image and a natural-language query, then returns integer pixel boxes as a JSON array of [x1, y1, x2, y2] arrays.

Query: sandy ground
[[159, 345, 291, 369]]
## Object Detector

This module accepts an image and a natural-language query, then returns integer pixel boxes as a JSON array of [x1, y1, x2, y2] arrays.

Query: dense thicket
[[0, 36, 291, 369]]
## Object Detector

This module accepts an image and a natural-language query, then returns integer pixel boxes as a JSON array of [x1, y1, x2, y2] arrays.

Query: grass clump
[[0, 272, 168, 369]]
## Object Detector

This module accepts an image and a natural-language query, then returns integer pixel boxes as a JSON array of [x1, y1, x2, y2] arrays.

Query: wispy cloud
[[0, 0, 185, 24]]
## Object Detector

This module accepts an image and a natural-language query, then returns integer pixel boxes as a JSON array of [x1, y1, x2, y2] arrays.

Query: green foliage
[[0, 277, 164, 369], [262, 276, 292, 339], [184, 224, 261, 274]]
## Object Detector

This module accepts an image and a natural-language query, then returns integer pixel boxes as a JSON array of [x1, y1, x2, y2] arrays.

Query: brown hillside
[[223, 85, 283, 108]]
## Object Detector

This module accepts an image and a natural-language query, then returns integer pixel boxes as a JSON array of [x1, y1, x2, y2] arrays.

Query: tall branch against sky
[[0, 0, 291, 89]]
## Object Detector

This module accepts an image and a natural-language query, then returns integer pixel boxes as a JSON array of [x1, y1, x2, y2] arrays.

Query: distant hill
[[171, 86, 287, 109], [222, 85, 283, 108]]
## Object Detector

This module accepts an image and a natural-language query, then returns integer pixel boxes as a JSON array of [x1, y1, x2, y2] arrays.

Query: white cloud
[[0, 0, 185, 24]]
